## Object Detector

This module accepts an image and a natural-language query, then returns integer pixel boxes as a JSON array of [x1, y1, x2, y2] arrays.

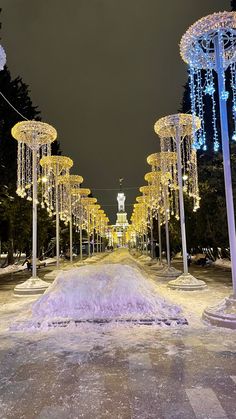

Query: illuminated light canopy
[[12, 121, 57, 147], [58, 174, 84, 187], [180, 11, 236, 151], [154, 114, 201, 139], [71, 188, 90, 231], [71, 187, 91, 197], [40, 155, 73, 217], [180, 12, 236, 69], [154, 114, 201, 212], [12, 121, 57, 199]]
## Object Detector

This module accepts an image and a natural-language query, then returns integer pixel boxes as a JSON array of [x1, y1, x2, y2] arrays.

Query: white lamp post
[[154, 114, 206, 290], [57, 174, 84, 263], [40, 155, 73, 269], [12, 121, 57, 295], [181, 11, 236, 327]]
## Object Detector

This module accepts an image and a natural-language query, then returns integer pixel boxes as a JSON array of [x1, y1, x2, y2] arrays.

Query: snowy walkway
[[0, 249, 235, 418]]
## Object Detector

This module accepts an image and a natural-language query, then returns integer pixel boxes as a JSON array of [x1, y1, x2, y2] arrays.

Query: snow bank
[[44, 258, 57, 265], [0, 257, 56, 277], [213, 258, 231, 269], [0, 263, 26, 276], [32, 263, 182, 323]]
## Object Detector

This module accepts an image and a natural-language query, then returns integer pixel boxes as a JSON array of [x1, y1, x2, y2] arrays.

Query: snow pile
[[0, 263, 26, 276], [31, 263, 182, 323], [44, 257, 57, 265], [213, 258, 231, 269]]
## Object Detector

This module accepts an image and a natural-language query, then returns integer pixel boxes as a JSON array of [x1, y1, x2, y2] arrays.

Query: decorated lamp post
[[71, 188, 90, 260], [40, 156, 73, 269], [132, 202, 147, 253], [139, 185, 158, 259], [103, 216, 109, 250], [136, 195, 149, 255], [12, 121, 57, 295], [97, 209, 105, 252], [180, 11, 236, 326], [91, 204, 101, 254], [154, 114, 206, 290], [145, 156, 181, 277], [146, 156, 173, 267], [145, 158, 165, 266], [57, 174, 83, 263], [135, 199, 148, 253], [80, 197, 97, 257]]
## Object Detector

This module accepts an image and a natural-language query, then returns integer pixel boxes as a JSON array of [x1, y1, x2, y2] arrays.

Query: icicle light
[[40, 155, 73, 218]]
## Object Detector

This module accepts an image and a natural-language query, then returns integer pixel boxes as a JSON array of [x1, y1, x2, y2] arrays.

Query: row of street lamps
[[0, 11, 236, 327], [11, 120, 109, 296], [130, 11, 236, 329]]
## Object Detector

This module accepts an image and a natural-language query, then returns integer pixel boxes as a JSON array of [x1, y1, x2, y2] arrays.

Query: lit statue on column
[[113, 178, 129, 246], [117, 178, 125, 212], [117, 194, 125, 213]]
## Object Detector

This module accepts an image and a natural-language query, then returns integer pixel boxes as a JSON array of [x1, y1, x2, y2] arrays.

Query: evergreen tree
[[231, 0, 236, 11], [0, 11, 61, 264]]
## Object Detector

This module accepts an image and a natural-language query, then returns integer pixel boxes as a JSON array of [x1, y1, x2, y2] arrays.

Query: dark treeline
[[0, 10, 63, 265]]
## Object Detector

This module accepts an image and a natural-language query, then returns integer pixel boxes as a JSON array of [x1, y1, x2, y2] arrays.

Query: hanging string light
[[154, 114, 201, 212], [40, 156, 73, 216], [40, 155, 73, 269], [180, 11, 236, 151], [71, 188, 91, 231], [57, 174, 84, 222], [145, 152, 180, 219], [80, 197, 97, 258], [57, 174, 84, 263], [70, 187, 90, 260]]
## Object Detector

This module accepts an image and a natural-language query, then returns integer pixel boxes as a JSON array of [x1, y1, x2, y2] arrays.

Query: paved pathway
[[0, 256, 235, 418]]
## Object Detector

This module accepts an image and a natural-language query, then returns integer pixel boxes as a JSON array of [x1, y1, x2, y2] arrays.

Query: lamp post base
[[168, 273, 207, 290], [145, 258, 158, 266], [14, 277, 50, 296], [203, 295, 236, 329], [44, 269, 65, 279], [156, 266, 182, 278], [150, 261, 165, 270]]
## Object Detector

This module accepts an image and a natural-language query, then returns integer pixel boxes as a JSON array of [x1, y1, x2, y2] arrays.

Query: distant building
[[113, 186, 129, 247]]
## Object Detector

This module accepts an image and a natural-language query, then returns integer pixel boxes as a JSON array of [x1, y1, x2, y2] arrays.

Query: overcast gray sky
[[0, 0, 230, 223]]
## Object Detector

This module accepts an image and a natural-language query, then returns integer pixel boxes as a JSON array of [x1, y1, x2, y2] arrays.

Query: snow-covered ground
[[0, 249, 234, 335], [0, 263, 27, 276], [0, 257, 57, 276], [213, 258, 231, 269], [0, 249, 235, 419]]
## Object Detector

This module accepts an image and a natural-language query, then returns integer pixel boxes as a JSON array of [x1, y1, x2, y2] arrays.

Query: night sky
[[0, 0, 230, 223]]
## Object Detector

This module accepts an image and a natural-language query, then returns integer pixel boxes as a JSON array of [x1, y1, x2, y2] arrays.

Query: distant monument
[[113, 178, 129, 246], [117, 178, 125, 212]]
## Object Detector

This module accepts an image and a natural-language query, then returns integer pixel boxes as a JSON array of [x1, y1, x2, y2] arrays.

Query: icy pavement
[[0, 249, 236, 418]]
